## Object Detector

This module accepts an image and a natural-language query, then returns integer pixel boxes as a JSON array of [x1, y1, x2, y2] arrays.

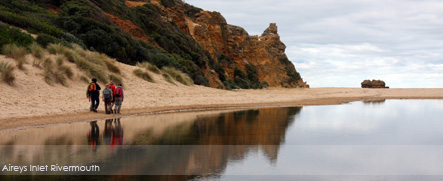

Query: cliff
[[161, 1, 305, 87], [0, 0, 306, 89]]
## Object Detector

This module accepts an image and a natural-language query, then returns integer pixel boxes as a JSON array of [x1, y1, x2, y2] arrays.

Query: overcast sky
[[185, 0, 443, 88]]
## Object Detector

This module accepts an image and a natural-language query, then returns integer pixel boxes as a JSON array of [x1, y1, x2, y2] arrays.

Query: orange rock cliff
[[154, 0, 308, 88]]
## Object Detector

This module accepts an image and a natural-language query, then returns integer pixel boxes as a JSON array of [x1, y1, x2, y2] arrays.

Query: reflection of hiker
[[102, 85, 113, 114], [88, 121, 100, 152], [103, 119, 113, 145], [111, 118, 124, 149], [109, 82, 116, 113], [114, 84, 124, 114], [86, 78, 101, 112]]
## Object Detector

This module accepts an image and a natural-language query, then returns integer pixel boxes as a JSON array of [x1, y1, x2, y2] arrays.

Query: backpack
[[115, 87, 123, 98], [103, 89, 112, 99], [88, 83, 96, 92]]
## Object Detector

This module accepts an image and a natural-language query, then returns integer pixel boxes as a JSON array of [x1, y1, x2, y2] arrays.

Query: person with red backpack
[[86, 78, 101, 112], [113, 84, 124, 114]]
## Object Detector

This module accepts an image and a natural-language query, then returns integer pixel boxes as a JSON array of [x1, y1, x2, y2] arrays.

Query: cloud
[[186, 0, 443, 87]]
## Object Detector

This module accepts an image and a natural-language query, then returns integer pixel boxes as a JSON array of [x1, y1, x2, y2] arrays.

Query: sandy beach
[[1, 55, 443, 131]]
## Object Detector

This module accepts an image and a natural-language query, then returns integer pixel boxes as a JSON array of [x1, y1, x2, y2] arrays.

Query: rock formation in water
[[361, 80, 389, 88]]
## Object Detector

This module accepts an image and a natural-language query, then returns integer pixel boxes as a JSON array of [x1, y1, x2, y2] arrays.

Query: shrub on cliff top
[[0, 25, 34, 47]]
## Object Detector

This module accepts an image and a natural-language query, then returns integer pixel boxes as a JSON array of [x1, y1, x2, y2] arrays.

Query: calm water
[[1, 100, 443, 180]]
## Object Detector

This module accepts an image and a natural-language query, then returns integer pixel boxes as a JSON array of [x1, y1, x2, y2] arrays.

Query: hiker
[[114, 84, 124, 114], [86, 78, 101, 112], [102, 85, 113, 114], [109, 81, 116, 113]]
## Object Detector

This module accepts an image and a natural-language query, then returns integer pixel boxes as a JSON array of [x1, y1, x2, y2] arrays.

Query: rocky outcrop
[[159, 1, 307, 88], [361, 80, 389, 88]]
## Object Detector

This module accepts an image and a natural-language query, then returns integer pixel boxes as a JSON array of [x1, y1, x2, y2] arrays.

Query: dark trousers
[[90, 96, 100, 111], [104, 98, 112, 114]]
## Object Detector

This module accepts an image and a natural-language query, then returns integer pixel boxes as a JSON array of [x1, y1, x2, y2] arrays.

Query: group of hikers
[[86, 78, 124, 114]]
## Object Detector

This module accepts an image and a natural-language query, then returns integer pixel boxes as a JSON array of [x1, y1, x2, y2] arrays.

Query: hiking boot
[[93, 109, 97, 113]]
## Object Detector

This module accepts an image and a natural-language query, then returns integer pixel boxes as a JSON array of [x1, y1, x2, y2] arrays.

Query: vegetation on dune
[[29, 42, 45, 59], [133, 69, 154, 83], [0, 61, 15, 85], [0, 23, 34, 47], [2, 44, 28, 60], [137, 62, 161, 74], [161, 67, 193, 86], [2, 44, 28, 70]]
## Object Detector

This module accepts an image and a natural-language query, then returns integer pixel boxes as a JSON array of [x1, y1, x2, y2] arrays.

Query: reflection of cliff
[[119, 107, 302, 177], [0, 107, 302, 179]]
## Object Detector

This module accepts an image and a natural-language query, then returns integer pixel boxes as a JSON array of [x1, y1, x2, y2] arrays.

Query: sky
[[185, 0, 443, 88]]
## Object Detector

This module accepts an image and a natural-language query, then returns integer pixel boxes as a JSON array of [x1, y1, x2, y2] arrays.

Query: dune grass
[[47, 43, 67, 55], [161, 67, 193, 86], [2, 44, 28, 70], [32, 57, 42, 68], [104, 60, 121, 74], [1, 43, 121, 86], [137, 62, 161, 74], [29, 42, 45, 59], [0, 61, 15, 85], [162, 73, 175, 85], [2, 44, 28, 60], [80, 75, 89, 83], [42, 57, 72, 86], [133, 69, 154, 83], [55, 55, 65, 66], [59, 65, 73, 79], [109, 73, 122, 85]]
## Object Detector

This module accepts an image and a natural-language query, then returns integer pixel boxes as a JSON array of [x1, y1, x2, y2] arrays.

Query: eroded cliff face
[[149, 0, 306, 88]]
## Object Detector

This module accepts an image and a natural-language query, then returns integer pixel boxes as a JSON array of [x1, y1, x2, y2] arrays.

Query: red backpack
[[115, 87, 123, 98]]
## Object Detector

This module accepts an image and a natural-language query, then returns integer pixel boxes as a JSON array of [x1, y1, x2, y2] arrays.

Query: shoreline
[[2, 89, 443, 132]]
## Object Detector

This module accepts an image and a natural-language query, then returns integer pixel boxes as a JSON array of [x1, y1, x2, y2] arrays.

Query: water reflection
[[103, 119, 124, 149], [363, 99, 386, 105], [3, 100, 443, 179], [0, 107, 302, 177], [88, 121, 99, 152]]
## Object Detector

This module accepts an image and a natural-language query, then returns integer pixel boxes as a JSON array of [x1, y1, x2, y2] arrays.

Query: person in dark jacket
[[86, 78, 101, 112]]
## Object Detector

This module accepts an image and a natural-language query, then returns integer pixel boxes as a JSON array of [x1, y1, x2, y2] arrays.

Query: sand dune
[[1, 55, 443, 130]]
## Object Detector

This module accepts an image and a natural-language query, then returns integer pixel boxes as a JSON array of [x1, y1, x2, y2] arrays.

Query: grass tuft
[[137, 62, 161, 74], [29, 42, 45, 59], [73, 57, 109, 83], [16, 57, 26, 70], [80, 75, 89, 83], [109, 74, 122, 85], [2, 44, 28, 60], [59, 65, 73, 79], [47, 43, 66, 55], [62, 49, 76, 63], [162, 67, 193, 86], [53, 70, 67, 86], [133, 69, 154, 83], [0, 61, 15, 85], [32, 58, 42, 68], [104, 60, 121, 74], [162, 73, 175, 85], [55, 55, 65, 66]]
